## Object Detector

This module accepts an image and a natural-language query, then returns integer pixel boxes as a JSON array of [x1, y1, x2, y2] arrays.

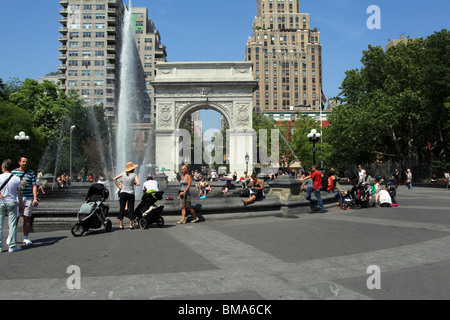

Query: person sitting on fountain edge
[[242, 172, 264, 206]]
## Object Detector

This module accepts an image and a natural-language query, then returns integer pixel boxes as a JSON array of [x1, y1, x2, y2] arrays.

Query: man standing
[[12, 156, 38, 246], [358, 165, 366, 184], [142, 174, 159, 193], [299, 165, 325, 213], [0, 159, 24, 252]]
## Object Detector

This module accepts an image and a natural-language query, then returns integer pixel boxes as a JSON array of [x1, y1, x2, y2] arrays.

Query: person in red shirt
[[299, 165, 325, 212], [327, 172, 334, 192]]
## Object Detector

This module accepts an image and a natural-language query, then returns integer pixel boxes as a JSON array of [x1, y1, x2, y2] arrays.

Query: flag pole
[[320, 85, 323, 140]]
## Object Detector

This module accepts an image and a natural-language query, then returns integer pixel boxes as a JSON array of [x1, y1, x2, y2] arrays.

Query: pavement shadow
[[21, 236, 67, 250]]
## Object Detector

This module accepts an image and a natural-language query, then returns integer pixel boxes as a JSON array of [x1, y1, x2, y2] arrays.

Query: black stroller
[[387, 180, 398, 205], [71, 183, 112, 237], [133, 190, 165, 229], [337, 189, 355, 210]]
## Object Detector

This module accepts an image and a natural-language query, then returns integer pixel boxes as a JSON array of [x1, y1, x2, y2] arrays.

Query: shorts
[[18, 199, 33, 217], [180, 194, 192, 208]]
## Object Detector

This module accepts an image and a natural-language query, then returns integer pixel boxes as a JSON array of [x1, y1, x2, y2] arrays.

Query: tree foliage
[[1, 78, 112, 177], [327, 29, 450, 169], [280, 114, 332, 171]]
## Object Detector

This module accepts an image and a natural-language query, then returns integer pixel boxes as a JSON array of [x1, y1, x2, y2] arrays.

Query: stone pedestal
[[267, 175, 304, 217], [155, 172, 168, 190]]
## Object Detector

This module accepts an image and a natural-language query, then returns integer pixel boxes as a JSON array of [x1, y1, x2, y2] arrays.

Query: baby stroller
[[361, 183, 374, 207], [133, 190, 165, 229], [386, 180, 398, 206], [71, 183, 112, 237], [350, 185, 362, 208], [337, 189, 354, 210]]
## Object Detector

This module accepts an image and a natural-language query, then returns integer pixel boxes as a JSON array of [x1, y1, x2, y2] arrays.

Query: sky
[[0, 0, 449, 133]]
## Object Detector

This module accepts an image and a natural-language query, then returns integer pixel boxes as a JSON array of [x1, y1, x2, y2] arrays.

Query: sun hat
[[125, 162, 139, 172]]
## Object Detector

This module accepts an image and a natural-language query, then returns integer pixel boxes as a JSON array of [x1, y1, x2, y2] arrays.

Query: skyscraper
[[57, 0, 166, 123], [131, 7, 167, 122], [245, 0, 323, 114]]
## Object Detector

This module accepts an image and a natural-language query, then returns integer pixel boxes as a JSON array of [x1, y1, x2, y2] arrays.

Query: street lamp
[[245, 153, 249, 173], [70, 125, 76, 185], [14, 131, 30, 155], [307, 129, 321, 166]]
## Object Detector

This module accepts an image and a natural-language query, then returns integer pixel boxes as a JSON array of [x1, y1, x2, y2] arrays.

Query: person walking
[[298, 165, 325, 213], [0, 159, 24, 252], [113, 162, 140, 230], [177, 165, 199, 224], [444, 170, 450, 190], [12, 156, 38, 246], [393, 168, 400, 188], [405, 169, 413, 189]]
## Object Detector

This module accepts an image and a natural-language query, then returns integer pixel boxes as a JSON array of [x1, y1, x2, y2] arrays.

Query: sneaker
[[191, 217, 200, 223], [200, 195, 207, 199], [9, 246, 22, 253], [23, 239, 33, 246]]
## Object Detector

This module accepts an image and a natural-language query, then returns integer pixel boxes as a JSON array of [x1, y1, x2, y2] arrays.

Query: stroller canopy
[[86, 183, 109, 202]]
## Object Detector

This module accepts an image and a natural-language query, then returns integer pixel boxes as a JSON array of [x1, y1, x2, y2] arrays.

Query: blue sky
[[0, 0, 448, 132]]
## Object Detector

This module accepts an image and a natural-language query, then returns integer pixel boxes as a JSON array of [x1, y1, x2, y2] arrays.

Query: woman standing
[[177, 165, 199, 224], [114, 162, 140, 229]]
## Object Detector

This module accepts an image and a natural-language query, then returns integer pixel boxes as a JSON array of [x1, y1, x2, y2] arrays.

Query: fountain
[[115, 0, 152, 197]]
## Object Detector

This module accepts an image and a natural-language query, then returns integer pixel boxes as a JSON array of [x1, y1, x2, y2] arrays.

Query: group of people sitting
[[194, 171, 263, 205]]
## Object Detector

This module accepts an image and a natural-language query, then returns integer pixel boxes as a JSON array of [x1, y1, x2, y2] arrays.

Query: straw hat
[[125, 162, 139, 172]]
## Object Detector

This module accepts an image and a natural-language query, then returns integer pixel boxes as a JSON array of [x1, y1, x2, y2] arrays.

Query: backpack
[[239, 189, 250, 197]]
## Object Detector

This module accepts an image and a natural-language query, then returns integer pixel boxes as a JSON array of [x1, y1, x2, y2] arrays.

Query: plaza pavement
[[0, 185, 449, 301]]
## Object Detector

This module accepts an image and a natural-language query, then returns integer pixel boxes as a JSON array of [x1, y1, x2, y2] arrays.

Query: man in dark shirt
[[12, 156, 38, 246]]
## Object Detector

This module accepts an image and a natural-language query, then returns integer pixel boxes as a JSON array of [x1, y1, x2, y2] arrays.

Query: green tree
[[9, 79, 72, 145], [0, 100, 44, 168], [281, 114, 332, 171], [328, 29, 450, 169], [0, 78, 6, 101], [252, 112, 279, 165]]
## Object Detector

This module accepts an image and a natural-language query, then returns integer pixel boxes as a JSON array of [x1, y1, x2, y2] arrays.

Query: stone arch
[[152, 61, 257, 176], [175, 102, 232, 131]]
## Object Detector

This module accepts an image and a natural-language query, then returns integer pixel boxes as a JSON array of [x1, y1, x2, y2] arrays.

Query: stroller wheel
[[138, 218, 148, 230], [104, 219, 112, 233], [71, 223, 85, 237], [157, 216, 164, 228]]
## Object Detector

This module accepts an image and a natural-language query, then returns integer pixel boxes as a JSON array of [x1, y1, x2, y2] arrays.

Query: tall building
[[57, 0, 166, 123], [131, 7, 167, 122], [385, 35, 412, 51], [245, 0, 323, 113]]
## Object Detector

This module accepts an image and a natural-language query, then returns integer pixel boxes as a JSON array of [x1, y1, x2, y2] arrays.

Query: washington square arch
[[151, 61, 257, 176]]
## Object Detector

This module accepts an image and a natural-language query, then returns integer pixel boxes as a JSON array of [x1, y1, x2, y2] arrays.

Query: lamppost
[[245, 153, 249, 173], [14, 131, 30, 155], [280, 155, 286, 173], [307, 129, 321, 166], [70, 125, 76, 185]]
